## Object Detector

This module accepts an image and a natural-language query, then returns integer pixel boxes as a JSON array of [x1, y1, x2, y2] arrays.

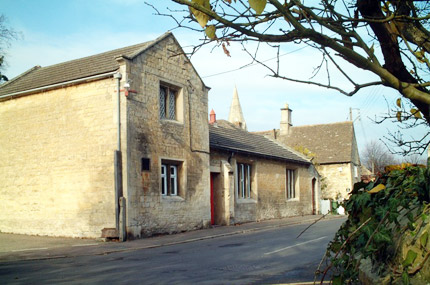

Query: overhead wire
[[201, 45, 308, 79]]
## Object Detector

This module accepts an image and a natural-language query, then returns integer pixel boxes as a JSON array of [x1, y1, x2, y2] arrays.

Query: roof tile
[[210, 120, 310, 165], [283, 121, 355, 164], [0, 38, 158, 96]]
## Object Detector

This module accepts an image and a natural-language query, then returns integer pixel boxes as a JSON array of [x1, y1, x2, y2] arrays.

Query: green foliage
[[421, 231, 428, 248], [293, 145, 317, 161], [402, 250, 417, 267], [318, 165, 430, 284]]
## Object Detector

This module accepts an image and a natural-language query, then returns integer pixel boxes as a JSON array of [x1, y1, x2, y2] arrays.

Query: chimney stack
[[280, 103, 292, 136], [209, 109, 216, 124]]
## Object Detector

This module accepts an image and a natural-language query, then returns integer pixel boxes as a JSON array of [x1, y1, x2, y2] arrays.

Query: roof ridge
[[125, 32, 173, 59], [292, 121, 352, 128], [255, 121, 353, 135], [0, 32, 208, 99], [36, 41, 153, 71]]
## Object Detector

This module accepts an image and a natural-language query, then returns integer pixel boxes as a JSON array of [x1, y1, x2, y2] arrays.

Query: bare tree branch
[[161, 0, 430, 154]]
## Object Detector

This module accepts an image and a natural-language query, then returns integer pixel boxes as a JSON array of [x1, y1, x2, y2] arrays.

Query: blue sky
[[1, 0, 427, 160]]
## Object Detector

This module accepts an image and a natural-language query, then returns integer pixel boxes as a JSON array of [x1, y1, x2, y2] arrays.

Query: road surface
[[0, 218, 344, 284]]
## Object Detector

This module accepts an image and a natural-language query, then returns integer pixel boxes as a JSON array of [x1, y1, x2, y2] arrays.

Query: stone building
[[0, 32, 210, 238], [208, 95, 321, 225], [259, 104, 361, 200]]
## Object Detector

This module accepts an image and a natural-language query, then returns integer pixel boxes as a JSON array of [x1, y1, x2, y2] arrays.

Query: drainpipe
[[114, 72, 122, 150], [113, 72, 124, 240]]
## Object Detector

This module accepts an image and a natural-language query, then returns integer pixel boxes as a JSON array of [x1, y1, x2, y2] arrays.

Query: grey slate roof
[[0, 33, 171, 97], [210, 120, 310, 165], [283, 121, 355, 164]]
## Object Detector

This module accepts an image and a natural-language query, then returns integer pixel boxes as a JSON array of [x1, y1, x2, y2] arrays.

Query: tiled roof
[[210, 120, 310, 165], [282, 121, 355, 164], [0, 33, 172, 96]]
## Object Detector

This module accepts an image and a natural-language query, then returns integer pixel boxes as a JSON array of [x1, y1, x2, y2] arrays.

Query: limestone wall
[[255, 159, 318, 221], [124, 35, 211, 238], [210, 150, 320, 224], [318, 163, 354, 200], [0, 78, 118, 238]]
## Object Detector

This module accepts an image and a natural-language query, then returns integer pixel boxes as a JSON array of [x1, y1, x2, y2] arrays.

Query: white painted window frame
[[161, 165, 167, 196], [354, 165, 358, 178], [237, 163, 252, 199], [161, 163, 179, 196], [286, 169, 296, 200], [170, 165, 178, 196]]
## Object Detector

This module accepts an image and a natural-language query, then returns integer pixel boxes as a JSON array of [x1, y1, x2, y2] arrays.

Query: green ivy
[[317, 164, 430, 284]]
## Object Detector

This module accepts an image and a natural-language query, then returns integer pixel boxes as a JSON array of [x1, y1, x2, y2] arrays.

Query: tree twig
[[296, 213, 329, 239]]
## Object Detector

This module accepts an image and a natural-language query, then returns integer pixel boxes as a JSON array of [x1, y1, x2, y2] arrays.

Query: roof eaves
[[319, 160, 352, 165], [0, 70, 117, 101]]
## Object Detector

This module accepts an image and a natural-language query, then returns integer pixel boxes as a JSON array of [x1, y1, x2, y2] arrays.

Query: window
[[159, 85, 177, 120], [286, 169, 296, 199], [161, 162, 180, 196], [237, 163, 252, 199]]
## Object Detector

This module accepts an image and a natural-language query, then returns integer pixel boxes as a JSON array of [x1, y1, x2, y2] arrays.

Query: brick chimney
[[280, 103, 292, 136], [209, 109, 216, 124]]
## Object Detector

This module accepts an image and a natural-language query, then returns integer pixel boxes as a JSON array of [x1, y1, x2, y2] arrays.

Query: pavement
[[0, 214, 346, 263]]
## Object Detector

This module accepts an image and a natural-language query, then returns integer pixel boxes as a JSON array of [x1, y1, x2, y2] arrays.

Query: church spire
[[228, 86, 247, 130]]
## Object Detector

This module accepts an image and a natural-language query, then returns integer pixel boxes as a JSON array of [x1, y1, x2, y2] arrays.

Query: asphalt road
[[0, 218, 344, 284]]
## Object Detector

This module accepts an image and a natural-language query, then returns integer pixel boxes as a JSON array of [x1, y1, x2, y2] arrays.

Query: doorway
[[210, 173, 216, 225], [312, 178, 317, 215], [210, 172, 225, 225]]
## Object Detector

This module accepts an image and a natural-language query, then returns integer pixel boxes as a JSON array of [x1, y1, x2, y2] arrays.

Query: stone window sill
[[237, 198, 257, 204], [160, 119, 184, 126], [162, 195, 185, 202]]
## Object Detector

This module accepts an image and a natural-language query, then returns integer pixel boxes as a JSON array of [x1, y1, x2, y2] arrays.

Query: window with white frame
[[237, 163, 252, 199], [159, 85, 178, 120], [286, 169, 296, 199], [161, 162, 180, 196]]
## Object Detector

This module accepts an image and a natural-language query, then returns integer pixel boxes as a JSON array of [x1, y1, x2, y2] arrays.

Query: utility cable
[[201, 45, 308, 79]]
